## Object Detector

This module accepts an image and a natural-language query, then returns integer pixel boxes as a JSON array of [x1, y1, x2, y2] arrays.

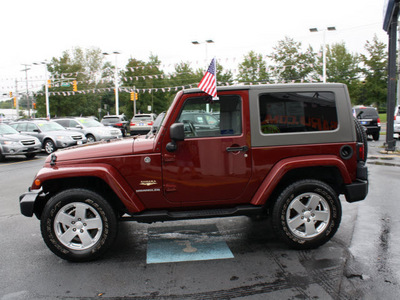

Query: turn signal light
[[34, 179, 41, 187]]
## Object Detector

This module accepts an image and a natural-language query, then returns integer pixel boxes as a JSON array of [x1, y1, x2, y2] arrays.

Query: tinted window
[[354, 107, 378, 118], [178, 95, 242, 138], [259, 92, 338, 134]]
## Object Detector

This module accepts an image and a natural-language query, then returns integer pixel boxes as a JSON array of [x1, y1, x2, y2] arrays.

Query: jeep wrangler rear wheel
[[272, 179, 341, 249], [40, 189, 118, 262]]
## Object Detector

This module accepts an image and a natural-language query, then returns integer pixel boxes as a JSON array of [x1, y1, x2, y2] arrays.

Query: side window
[[26, 123, 38, 132], [177, 95, 242, 138], [70, 120, 79, 127], [259, 92, 338, 134]]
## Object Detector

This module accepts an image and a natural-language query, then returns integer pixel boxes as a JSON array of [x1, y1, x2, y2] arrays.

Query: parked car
[[9, 120, 87, 154], [130, 113, 157, 135], [101, 115, 130, 137], [0, 123, 42, 161], [394, 105, 400, 139], [353, 106, 381, 141], [53, 117, 122, 142]]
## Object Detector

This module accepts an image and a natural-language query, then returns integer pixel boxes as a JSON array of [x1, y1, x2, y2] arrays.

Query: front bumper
[[2, 144, 41, 156], [19, 188, 43, 218]]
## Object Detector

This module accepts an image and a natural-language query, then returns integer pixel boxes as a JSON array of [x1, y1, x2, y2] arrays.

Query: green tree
[[269, 37, 316, 83], [35, 47, 107, 118], [358, 35, 387, 109], [237, 51, 268, 83]]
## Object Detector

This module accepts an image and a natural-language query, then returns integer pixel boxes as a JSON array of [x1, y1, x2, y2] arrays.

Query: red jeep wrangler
[[20, 83, 368, 261]]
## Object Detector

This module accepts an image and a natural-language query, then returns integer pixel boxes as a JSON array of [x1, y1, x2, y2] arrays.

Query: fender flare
[[34, 163, 145, 213], [250, 155, 351, 206]]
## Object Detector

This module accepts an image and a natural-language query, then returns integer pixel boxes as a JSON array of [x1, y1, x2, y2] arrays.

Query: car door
[[162, 92, 253, 206]]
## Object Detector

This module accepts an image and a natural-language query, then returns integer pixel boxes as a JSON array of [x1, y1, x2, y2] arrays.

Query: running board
[[121, 205, 264, 223]]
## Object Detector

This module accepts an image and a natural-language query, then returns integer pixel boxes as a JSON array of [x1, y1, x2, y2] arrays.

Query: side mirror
[[166, 123, 185, 152]]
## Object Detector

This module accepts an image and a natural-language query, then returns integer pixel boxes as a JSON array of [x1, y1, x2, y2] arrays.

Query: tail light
[[357, 143, 365, 161], [115, 123, 123, 126], [148, 121, 154, 125], [377, 117, 381, 125], [130, 122, 136, 126]]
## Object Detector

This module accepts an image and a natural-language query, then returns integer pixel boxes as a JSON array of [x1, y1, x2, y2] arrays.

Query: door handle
[[226, 145, 249, 152]]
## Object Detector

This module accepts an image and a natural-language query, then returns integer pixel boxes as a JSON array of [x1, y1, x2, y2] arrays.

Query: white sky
[[0, 0, 390, 93]]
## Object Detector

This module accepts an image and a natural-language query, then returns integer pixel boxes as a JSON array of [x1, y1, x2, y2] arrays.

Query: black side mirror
[[166, 123, 185, 152]]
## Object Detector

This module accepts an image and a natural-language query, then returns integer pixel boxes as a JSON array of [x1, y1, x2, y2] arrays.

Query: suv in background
[[101, 115, 130, 137], [10, 120, 86, 154], [54, 117, 122, 142], [19, 84, 368, 261], [130, 113, 157, 135], [353, 106, 381, 141], [0, 123, 42, 161]]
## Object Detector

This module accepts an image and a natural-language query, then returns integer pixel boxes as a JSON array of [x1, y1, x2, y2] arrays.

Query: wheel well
[[37, 176, 125, 218], [264, 166, 344, 212]]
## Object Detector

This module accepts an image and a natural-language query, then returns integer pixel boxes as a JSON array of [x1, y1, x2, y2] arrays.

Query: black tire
[[86, 134, 96, 143], [354, 117, 368, 161], [0, 151, 5, 162], [40, 189, 118, 262], [372, 132, 380, 141], [272, 179, 342, 250], [25, 153, 37, 159], [44, 139, 56, 154]]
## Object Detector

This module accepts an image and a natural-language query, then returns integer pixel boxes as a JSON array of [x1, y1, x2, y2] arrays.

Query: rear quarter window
[[259, 92, 338, 134]]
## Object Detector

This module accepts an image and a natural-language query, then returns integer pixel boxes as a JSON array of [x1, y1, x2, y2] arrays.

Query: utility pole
[[21, 64, 31, 118]]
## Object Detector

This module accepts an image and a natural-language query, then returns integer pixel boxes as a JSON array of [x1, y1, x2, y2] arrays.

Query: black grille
[[71, 135, 83, 140], [21, 140, 36, 146]]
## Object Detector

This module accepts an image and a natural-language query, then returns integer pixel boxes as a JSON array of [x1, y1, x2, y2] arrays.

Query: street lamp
[[33, 61, 50, 119], [309, 27, 336, 83], [103, 51, 121, 115], [21, 64, 31, 117], [191, 40, 214, 62]]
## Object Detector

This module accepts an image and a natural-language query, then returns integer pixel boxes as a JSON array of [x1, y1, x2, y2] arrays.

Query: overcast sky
[[0, 0, 389, 92]]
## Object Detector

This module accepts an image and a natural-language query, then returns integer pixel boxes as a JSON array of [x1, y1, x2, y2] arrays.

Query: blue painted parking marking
[[147, 224, 234, 264]]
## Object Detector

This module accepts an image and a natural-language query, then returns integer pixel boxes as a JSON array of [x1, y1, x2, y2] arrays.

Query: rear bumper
[[344, 161, 368, 203]]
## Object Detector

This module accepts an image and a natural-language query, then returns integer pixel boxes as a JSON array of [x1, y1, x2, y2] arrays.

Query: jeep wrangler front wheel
[[40, 189, 118, 262], [272, 179, 341, 249]]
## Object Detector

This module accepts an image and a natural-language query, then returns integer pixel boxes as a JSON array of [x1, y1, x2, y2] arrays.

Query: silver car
[[10, 120, 87, 154], [130, 114, 157, 135], [0, 123, 42, 161], [53, 117, 122, 142]]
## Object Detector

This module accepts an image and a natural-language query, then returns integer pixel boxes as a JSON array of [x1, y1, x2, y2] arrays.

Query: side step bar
[[121, 205, 264, 223]]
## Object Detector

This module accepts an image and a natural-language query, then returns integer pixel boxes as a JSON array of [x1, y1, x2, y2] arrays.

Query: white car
[[394, 105, 400, 139], [54, 117, 122, 142]]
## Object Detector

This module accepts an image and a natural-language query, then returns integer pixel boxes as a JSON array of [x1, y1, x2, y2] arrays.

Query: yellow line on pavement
[[0, 157, 45, 167]]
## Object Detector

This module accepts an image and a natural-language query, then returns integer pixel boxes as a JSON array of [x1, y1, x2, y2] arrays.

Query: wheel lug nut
[[80, 229, 84, 233], [73, 228, 76, 231], [83, 223, 87, 226], [71, 221, 75, 224]]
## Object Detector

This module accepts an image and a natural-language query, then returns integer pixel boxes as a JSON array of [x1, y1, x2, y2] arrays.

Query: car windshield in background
[[133, 115, 152, 121], [355, 108, 378, 118], [77, 118, 103, 128], [0, 123, 19, 135], [37, 122, 66, 132], [101, 118, 119, 124]]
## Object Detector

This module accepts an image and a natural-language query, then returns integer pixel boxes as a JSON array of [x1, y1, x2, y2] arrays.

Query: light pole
[[309, 27, 336, 83], [103, 52, 121, 115], [33, 61, 50, 119], [192, 40, 214, 62], [21, 64, 31, 117]]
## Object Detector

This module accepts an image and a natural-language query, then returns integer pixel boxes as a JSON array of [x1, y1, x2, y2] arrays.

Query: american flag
[[198, 58, 217, 98]]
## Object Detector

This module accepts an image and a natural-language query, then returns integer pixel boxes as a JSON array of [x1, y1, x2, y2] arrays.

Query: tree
[[237, 51, 268, 83], [359, 35, 387, 109], [35, 47, 107, 118], [269, 37, 317, 83]]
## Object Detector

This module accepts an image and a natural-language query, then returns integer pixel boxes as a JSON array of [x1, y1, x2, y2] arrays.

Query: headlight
[[2, 140, 19, 145], [56, 136, 70, 140]]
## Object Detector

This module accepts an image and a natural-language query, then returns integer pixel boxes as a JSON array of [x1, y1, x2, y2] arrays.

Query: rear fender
[[33, 164, 145, 213], [250, 155, 351, 206]]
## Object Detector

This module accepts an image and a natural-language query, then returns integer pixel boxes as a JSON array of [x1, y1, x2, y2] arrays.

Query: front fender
[[250, 155, 351, 206], [32, 163, 145, 213]]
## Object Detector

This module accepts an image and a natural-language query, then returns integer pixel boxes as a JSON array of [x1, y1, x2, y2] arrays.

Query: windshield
[[101, 118, 119, 124], [0, 123, 19, 135], [355, 108, 378, 118], [37, 122, 66, 132], [132, 115, 152, 121], [77, 118, 103, 128]]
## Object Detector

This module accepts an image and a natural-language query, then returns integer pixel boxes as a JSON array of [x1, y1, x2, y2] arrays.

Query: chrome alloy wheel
[[53, 202, 103, 251], [286, 192, 331, 239]]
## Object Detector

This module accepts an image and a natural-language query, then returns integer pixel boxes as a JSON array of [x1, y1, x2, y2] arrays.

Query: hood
[[0, 133, 39, 142], [45, 130, 83, 137], [46, 137, 155, 163]]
